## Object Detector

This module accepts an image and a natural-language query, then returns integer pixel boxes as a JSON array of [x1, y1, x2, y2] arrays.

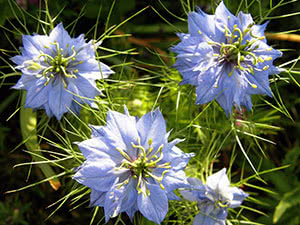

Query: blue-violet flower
[[12, 23, 114, 120], [170, 2, 282, 115], [181, 168, 248, 225], [73, 106, 194, 224]]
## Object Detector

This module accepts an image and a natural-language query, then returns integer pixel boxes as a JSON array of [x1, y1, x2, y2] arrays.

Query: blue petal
[[216, 95, 232, 116], [215, 2, 237, 31], [103, 178, 137, 222], [25, 79, 50, 108], [119, 179, 138, 213], [77, 137, 123, 163], [195, 64, 226, 105], [166, 191, 181, 201], [104, 178, 124, 222], [136, 108, 166, 150], [101, 110, 139, 158], [49, 23, 72, 50], [241, 94, 253, 111], [180, 178, 209, 202], [48, 76, 74, 120], [73, 159, 119, 192], [69, 101, 81, 114], [193, 210, 226, 225], [174, 42, 215, 86], [90, 189, 106, 207], [206, 168, 229, 191], [237, 11, 254, 30], [43, 103, 53, 117], [126, 203, 138, 222], [163, 142, 194, 171], [188, 10, 216, 40], [159, 170, 190, 193], [77, 61, 114, 80], [251, 22, 269, 41], [247, 70, 272, 96], [69, 76, 100, 106], [89, 125, 104, 138], [138, 183, 168, 224], [12, 73, 37, 90], [230, 188, 249, 208], [22, 35, 47, 57], [10, 55, 28, 66]]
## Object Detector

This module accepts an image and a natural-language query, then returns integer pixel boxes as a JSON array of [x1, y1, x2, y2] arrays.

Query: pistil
[[115, 138, 170, 196], [32, 42, 80, 86]]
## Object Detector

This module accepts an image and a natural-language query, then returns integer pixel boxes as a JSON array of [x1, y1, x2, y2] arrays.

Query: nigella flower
[[181, 168, 248, 225], [73, 106, 194, 224], [11, 23, 114, 120], [170, 2, 282, 115]]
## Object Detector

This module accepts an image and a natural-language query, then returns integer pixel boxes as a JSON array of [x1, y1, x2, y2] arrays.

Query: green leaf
[[20, 92, 61, 190], [141, 218, 157, 225], [273, 186, 300, 223]]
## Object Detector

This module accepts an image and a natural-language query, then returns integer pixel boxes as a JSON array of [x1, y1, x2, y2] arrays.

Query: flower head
[[181, 168, 248, 225], [170, 2, 282, 115], [73, 106, 194, 224], [12, 23, 114, 120]]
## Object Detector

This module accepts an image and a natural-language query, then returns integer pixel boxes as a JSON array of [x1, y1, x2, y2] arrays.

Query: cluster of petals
[[73, 106, 194, 224], [171, 2, 282, 115], [181, 168, 248, 225], [12, 23, 114, 120]]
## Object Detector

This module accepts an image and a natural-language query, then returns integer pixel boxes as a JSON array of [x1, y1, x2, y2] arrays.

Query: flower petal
[[77, 137, 123, 162], [137, 108, 166, 150], [73, 159, 119, 192], [101, 110, 139, 158], [90, 189, 106, 207], [206, 168, 229, 191], [48, 76, 74, 120], [193, 210, 226, 225], [138, 183, 168, 224]]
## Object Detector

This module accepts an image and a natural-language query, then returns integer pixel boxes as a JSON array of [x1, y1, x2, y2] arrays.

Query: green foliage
[[254, 146, 300, 225], [0, 195, 31, 225], [0, 0, 299, 224]]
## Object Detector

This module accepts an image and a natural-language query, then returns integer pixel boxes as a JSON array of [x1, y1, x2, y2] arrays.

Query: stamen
[[27, 61, 42, 71], [207, 41, 222, 46], [263, 65, 269, 71], [131, 142, 147, 159], [214, 74, 221, 88], [242, 51, 258, 65], [64, 45, 77, 62], [228, 66, 236, 77], [258, 57, 264, 63], [264, 57, 272, 61], [217, 200, 230, 208], [149, 144, 164, 160], [115, 147, 132, 161], [232, 25, 243, 42], [237, 52, 248, 71], [249, 30, 261, 39], [38, 53, 54, 62]]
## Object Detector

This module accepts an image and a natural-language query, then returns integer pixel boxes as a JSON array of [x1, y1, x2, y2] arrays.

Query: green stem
[[20, 92, 61, 190], [134, 212, 157, 225]]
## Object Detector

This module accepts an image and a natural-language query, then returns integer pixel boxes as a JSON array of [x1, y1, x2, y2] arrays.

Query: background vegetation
[[0, 0, 299, 224]]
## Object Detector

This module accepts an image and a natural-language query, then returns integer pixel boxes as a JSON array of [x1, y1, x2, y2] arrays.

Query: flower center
[[215, 192, 230, 208], [220, 24, 262, 73], [115, 138, 171, 196], [27, 41, 82, 87], [204, 23, 273, 88]]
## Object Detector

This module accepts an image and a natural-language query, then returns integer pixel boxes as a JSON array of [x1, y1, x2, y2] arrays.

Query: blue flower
[[181, 168, 248, 225], [73, 106, 194, 224], [11, 23, 114, 120], [170, 2, 282, 115]]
